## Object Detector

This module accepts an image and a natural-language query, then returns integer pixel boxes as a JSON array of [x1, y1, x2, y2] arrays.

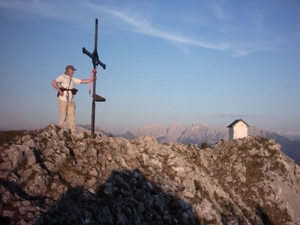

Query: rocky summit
[[0, 124, 300, 225]]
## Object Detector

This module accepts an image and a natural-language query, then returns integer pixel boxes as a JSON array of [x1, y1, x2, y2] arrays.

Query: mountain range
[[113, 123, 300, 165]]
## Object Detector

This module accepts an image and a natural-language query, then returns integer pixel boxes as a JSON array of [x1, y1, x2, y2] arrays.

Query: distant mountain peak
[[117, 123, 300, 165]]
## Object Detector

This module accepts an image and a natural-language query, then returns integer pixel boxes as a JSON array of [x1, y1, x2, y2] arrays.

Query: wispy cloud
[[87, 3, 231, 51], [0, 0, 290, 57], [0, 1, 231, 52], [233, 36, 283, 57], [86, 3, 282, 57]]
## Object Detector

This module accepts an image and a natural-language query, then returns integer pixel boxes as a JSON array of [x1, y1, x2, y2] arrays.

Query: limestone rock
[[0, 125, 299, 225]]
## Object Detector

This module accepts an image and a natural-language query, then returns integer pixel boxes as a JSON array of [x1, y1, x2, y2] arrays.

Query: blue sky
[[0, 0, 299, 134]]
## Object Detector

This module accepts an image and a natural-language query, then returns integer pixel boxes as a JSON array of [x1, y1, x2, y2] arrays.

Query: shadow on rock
[[36, 169, 200, 225]]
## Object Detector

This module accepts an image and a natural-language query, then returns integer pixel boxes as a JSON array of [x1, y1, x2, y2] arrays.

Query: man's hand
[[91, 74, 97, 82], [59, 90, 64, 96], [52, 79, 64, 96], [91, 69, 97, 81]]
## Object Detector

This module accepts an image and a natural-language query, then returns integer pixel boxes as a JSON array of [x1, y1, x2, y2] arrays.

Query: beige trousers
[[58, 99, 76, 133]]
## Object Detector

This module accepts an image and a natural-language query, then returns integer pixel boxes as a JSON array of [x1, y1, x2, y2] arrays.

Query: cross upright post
[[82, 18, 106, 138]]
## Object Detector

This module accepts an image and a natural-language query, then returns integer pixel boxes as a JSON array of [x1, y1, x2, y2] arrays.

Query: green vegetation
[[143, 148, 149, 154], [200, 142, 208, 149], [0, 130, 35, 148], [83, 131, 91, 139], [40, 137, 49, 148]]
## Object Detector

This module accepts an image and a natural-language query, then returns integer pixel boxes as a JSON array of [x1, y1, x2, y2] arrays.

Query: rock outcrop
[[118, 123, 300, 166], [0, 124, 300, 225]]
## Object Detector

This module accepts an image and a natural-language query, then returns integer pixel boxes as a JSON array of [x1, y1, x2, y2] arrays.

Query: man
[[52, 65, 96, 134]]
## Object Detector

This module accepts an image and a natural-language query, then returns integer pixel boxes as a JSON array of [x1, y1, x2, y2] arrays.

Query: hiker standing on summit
[[52, 65, 96, 134]]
